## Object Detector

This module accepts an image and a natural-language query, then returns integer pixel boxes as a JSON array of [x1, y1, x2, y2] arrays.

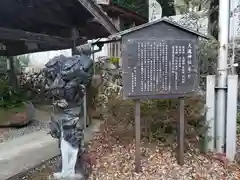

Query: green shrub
[[109, 57, 120, 67], [0, 77, 27, 109], [106, 94, 207, 147]]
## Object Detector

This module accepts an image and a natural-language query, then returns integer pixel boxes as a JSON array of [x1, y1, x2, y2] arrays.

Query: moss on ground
[[0, 105, 25, 124]]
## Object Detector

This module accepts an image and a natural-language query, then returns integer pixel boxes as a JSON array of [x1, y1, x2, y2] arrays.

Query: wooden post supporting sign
[[135, 99, 141, 173], [177, 98, 185, 165]]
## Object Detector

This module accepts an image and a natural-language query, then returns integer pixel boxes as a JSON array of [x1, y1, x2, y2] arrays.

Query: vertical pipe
[[216, 0, 230, 153], [135, 100, 141, 173]]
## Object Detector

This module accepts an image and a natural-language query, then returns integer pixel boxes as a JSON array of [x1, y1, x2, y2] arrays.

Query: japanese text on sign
[[124, 39, 197, 98]]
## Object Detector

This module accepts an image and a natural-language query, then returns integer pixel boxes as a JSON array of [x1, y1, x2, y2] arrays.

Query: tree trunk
[[7, 56, 18, 88], [208, 0, 219, 39], [157, 0, 176, 17]]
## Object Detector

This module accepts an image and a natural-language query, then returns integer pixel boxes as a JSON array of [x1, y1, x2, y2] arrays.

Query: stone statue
[[44, 43, 96, 179], [49, 99, 88, 179]]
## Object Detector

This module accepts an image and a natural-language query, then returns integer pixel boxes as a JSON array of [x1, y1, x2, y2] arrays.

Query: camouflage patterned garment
[[49, 104, 84, 149]]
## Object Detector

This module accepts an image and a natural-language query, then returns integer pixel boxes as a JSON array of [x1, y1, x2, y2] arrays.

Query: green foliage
[[209, 0, 219, 39], [113, 0, 177, 17], [157, 0, 176, 16], [177, 0, 218, 38], [0, 55, 30, 73], [106, 94, 207, 147], [109, 56, 119, 64], [0, 77, 27, 109], [93, 0, 218, 149], [92, 47, 208, 149], [112, 0, 218, 38], [198, 38, 218, 88], [112, 0, 148, 17], [0, 56, 7, 73], [168, 10, 218, 89], [109, 56, 120, 67], [15, 55, 30, 72]]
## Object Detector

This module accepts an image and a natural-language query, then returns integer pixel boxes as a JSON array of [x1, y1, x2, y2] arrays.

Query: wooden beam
[[0, 27, 87, 56], [77, 0, 118, 35], [0, 26, 86, 46], [0, 44, 74, 56], [6, 0, 72, 29], [102, 3, 147, 23]]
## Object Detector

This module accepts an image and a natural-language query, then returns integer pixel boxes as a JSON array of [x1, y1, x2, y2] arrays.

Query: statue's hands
[[49, 116, 61, 139], [53, 99, 68, 108]]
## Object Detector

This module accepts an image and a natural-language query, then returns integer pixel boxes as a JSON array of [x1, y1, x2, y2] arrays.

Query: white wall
[[28, 49, 72, 68], [26, 38, 110, 69]]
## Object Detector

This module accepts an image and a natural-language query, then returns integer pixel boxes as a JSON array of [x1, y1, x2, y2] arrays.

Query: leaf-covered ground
[[16, 121, 240, 180], [87, 122, 240, 180]]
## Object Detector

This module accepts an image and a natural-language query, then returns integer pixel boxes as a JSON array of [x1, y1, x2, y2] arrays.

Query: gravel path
[[0, 109, 50, 143], [14, 157, 59, 180], [12, 156, 87, 180]]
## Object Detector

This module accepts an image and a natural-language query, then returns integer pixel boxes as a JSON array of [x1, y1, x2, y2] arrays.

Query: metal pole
[[135, 100, 141, 173], [177, 98, 185, 165], [216, 0, 230, 154], [83, 90, 87, 129]]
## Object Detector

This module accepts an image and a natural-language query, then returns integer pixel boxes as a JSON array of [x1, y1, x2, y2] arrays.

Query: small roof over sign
[[109, 17, 209, 39]]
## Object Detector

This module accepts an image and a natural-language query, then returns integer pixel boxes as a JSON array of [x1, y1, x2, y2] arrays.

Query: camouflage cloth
[[49, 104, 84, 149]]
